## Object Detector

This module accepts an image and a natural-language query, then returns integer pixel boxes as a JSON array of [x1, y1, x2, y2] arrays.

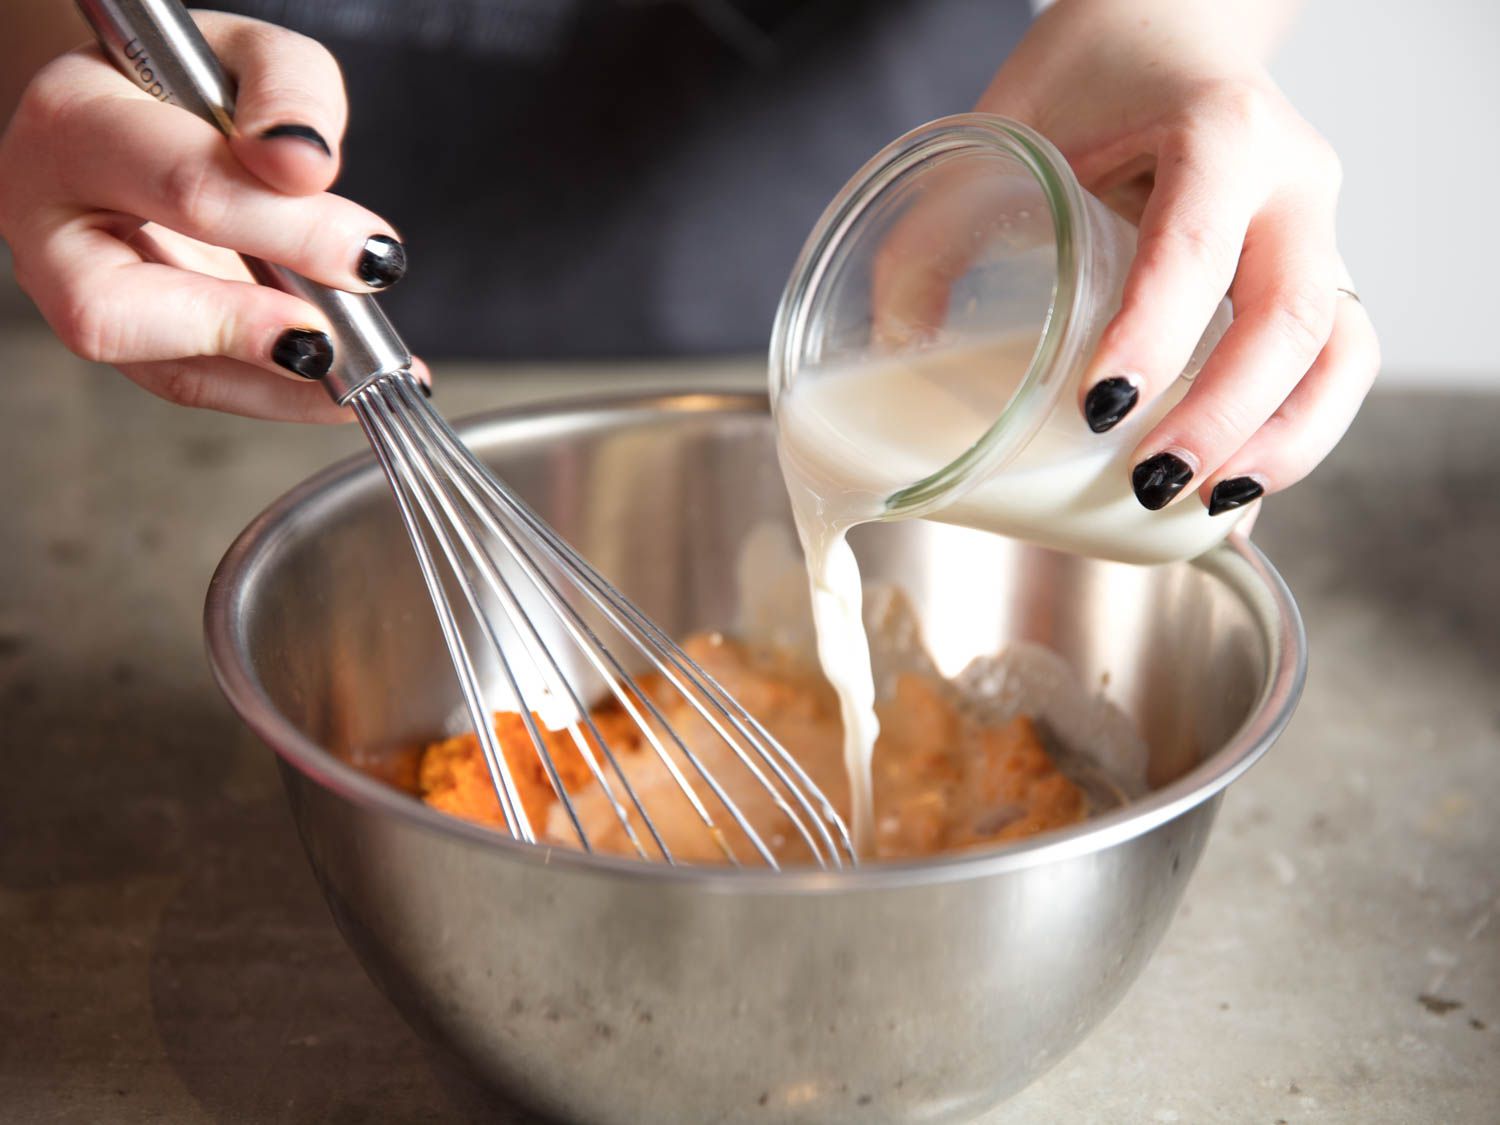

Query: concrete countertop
[[2, 320, 1496, 1124]]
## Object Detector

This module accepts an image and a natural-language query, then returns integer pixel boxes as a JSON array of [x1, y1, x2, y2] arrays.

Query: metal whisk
[[82, 0, 854, 869]]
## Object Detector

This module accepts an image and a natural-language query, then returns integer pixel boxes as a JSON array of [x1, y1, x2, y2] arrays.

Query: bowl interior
[[228, 394, 1281, 835]]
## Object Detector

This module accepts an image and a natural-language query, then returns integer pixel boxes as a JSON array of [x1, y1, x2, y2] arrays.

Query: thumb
[[195, 12, 348, 197]]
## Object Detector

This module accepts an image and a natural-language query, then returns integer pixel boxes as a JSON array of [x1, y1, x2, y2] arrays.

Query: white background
[[1272, 0, 1500, 383]]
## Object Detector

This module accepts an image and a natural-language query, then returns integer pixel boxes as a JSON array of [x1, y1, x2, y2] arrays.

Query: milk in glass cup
[[771, 114, 1239, 567]]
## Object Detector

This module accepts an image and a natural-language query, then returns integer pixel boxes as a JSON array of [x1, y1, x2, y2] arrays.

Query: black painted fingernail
[[260, 123, 331, 157], [357, 235, 407, 289], [1132, 451, 1194, 511], [272, 328, 334, 380], [417, 376, 432, 399], [1083, 376, 1140, 433], [1208, 476, 1264, 516]]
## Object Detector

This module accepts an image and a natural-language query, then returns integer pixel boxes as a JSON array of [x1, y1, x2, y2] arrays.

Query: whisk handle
[[74, 0, 412, 405]]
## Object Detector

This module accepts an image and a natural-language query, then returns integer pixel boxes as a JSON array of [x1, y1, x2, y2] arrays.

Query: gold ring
[[1336, 286, 1361, 304]]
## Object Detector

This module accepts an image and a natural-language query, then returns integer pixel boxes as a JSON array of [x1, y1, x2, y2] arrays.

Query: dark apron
[[202, 0, 1030, 358]]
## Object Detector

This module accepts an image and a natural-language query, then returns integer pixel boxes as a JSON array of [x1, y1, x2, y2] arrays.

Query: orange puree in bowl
[[414, 634, 1085, 864]]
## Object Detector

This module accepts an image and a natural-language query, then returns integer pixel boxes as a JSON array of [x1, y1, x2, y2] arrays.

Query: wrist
[[1038, 0, 1297, 69]]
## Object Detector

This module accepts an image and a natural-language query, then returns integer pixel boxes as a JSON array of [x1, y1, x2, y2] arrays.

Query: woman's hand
[[0, 11, 420, 423], [980, 0, 1378, 516]]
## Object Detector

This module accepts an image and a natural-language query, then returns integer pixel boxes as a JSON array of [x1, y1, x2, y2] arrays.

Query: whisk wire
[[354, 389, 532, 842], [413, 384, 856, 867], [426, 417, 851, 867], [508, 519, 823, 834], [383, 381, 760, 864], [365, 384, 599, 849], [357, 373, 857, 869], [371, 379, 661, 861], [406, 389, 808, 866]]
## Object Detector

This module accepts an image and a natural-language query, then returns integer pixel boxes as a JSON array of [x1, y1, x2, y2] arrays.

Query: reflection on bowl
[[205, 392, 1304, 1125]]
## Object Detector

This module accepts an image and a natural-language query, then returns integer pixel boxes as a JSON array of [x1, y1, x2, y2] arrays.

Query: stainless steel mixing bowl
[[204, 391, 1304, 1124]]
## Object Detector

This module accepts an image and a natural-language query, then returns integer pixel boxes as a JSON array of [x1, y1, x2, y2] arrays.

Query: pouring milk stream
[[770, 117, 1245, 854]]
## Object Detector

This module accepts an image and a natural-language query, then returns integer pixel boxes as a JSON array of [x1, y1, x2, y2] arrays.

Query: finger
[[126, 220, 253, 281], [31, 221, 337, 379], [191, 11, 349, 196], [1199, 291, 1378, 516], [1229, 501, 1262, 539], [119, 355, 353, 423], [1079, 128, 1261, 433], [410, 356, 434, 396], [124, 230, 431, 397], [37, 57, 403, 292], [1128, 197, 1339, 510]]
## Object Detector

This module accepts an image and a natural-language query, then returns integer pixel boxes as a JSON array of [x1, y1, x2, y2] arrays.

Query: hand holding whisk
[[77, 0, 855, 869]]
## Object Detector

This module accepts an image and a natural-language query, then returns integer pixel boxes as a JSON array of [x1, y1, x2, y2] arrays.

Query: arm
[[1025, 0, 1301, 65]]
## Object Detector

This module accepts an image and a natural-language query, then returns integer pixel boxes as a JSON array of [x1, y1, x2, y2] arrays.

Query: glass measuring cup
[[769, 114, 1241, 565]]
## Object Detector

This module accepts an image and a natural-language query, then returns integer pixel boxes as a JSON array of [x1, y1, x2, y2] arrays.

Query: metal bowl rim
[[203, 390, 1307, 893]]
